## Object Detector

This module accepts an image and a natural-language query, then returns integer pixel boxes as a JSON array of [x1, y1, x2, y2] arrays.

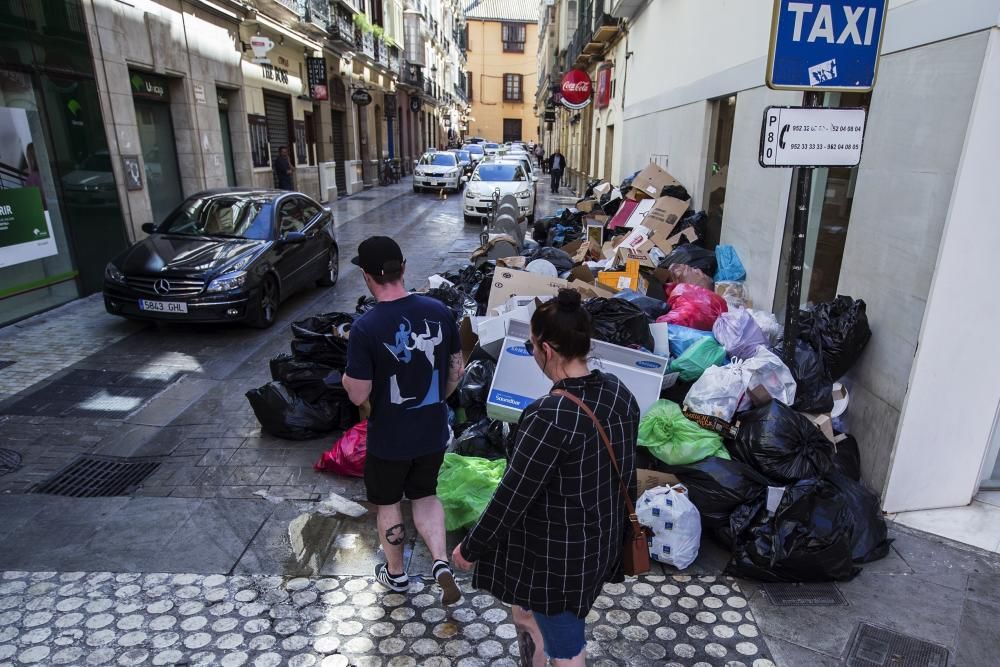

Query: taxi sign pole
[[782, 89, 823, 361]]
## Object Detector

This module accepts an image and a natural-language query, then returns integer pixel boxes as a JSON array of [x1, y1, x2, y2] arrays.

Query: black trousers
[[550, 169, 563, 193]]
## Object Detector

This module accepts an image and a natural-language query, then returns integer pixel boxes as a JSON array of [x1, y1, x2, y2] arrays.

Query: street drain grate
[[0, 360, 15, 371], [0, 449, 21, 475], [349, 195, 375, 200], [761, 582, 848, 606], [846, 623, 949, 667], [31, 455, 161, 497]]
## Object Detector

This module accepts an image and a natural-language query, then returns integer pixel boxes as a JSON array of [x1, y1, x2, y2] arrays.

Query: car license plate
[[139, 299, 188, 314], [435, 181, 445, 186]]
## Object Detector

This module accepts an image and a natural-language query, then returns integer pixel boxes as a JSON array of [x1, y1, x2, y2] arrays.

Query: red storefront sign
[[560, 69, 592, 110], [595, 65, 612, 109]]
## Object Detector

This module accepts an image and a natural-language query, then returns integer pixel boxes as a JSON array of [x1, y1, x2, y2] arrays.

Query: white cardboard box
[[486, 320, 669, 422]]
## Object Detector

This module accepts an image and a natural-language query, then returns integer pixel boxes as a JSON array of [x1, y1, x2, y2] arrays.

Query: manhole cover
[[0, 449, 21, 475], [761, 582, 848, 606], [846, 623, 949, 667], [31, 455, 161, 497], [0, 360, 15, 371]]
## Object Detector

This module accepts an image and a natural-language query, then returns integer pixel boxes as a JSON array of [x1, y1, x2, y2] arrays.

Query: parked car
[[103, 189, 338, 328], [413, 151, 463, 192], [482, 142, 501, 157], [462, 143, 485, 163], [496, 155, 539, 199], [450, 149, 474, 177], [464, 161, 536, 225]]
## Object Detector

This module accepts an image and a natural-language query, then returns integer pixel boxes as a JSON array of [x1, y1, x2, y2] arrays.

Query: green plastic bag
[[638, 400, 730, 465], [437, 453, 506, 531], [670, 336, 727, 383]]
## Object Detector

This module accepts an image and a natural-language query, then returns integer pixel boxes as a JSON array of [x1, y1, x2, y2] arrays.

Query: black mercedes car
[[103, 189, 338, 328]]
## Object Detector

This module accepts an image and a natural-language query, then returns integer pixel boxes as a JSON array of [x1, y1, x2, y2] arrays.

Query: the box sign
[[306, 57, 328, 100], [250, 36, 275, 65], [129, 72, 169, 101], [560, 69, 592, 110], [595, 65, 612, 109], [260, 63, 289, 84], [0, 187, 58, 269], [767, 0, 888, 92], [759, 106, 867, 167], [352, 88, 373, 106], [543, 108, 556, 122]]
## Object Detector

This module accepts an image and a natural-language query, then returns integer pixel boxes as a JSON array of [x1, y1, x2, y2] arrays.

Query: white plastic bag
[[636, 484, 702, 569], [749, 309, 782, 347], [741, 345, 797, 406], [683, 364, 747, 422], [714, 308, 768, 360], [716, 281, 752, 309]]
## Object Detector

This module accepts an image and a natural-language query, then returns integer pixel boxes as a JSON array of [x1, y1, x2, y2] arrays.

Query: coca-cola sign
[[560, 69, 592, 110]]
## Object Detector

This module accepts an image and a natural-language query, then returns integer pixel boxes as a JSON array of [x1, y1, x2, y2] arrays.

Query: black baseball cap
[[351, 236, 405, 276]]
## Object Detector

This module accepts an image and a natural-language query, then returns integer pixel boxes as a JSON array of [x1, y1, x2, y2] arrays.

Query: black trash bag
[[825, 470, 892, 563], [663, 456, 770, 530], [524, 247, 574, 274], [425, 285, 476, 321], [532, 220, 550, 245], [442, 265, 491, 299], [661, 184, 690, 201], [800, 296, 872, 379], [832, 433, 861, 480], [658, 244, 718, 277], [290, 335, 349, 370], [780, 337, 834, 414], [269, 353, 342, 403], [547, 222, 582, 248], [584, 179, 602, 198], [471, 266, 495, 315], [246, 382, 339, 440], [583, 298, 654, 350], [458, 359, 496, 422], [725, 478, 861, 583], [448, 419, 507, 459], [729, 400, 835, 484], [613, 289, 669, 320], [356, 295, 378, 314], [619, 170, 639, 191], [670, 210, 709, 242], [291, 312, 355, 340]]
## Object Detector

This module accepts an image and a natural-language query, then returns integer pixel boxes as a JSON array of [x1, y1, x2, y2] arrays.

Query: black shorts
[[364, 450, 446, 506]]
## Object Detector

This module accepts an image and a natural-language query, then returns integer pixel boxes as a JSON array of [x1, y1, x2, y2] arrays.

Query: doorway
[[219, 105, 236, 187], [604, 125, 615, 182], [980, 405, 1000, 491], [134, 98, 183, 223], [703, 95, 737, 249], [263, 92, 292, 185], [331, 109, 347, 194], [503, 118, 522, 143]]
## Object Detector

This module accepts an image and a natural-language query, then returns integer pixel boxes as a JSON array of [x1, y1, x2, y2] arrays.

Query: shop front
[[129, 71, 184, 225], [0, 1, 128, 326]]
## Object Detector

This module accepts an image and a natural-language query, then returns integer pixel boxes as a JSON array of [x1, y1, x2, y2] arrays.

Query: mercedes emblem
[[153, 278, 171, 295]]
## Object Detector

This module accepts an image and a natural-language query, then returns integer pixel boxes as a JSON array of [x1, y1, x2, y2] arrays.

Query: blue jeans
[[533, 610, 586, 660]]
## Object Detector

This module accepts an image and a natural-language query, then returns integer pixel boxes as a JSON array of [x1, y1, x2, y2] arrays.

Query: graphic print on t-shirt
[[382, 317, 445, 409]]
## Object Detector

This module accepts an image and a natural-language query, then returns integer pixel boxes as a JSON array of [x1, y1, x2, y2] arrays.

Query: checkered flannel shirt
[[460, 370, 640, 618]]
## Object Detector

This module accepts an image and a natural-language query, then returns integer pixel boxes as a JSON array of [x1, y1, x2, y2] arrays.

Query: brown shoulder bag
[[552, 389, 651, 576]]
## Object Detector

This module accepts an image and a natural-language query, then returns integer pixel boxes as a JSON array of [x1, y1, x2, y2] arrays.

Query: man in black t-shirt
[[343, 236, 464, 606], [272, 146, 294, 190]]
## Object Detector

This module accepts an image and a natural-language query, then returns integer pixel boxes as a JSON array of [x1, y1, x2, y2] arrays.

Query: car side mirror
[[461, 175, 469, 183], [141, 222, 156, 234], [281, 231, 307, 244], [532, 174, 539, 182]]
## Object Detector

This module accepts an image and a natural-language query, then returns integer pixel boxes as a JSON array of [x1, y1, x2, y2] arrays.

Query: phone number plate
[[139, 299, 188, 313]]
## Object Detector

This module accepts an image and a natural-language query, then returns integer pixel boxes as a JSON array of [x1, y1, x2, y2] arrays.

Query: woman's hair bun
[[556, 288, 582, 312]]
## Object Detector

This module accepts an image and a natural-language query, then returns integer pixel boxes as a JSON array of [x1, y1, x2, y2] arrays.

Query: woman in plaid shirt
[[453, 289, 640, 666]]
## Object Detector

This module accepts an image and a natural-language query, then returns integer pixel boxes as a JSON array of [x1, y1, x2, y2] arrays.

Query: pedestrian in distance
[[342, 236, 465, 607], [272, 145, 295, 191], [534, 143, 545, 172], [452, 289, 640, 667], [548, 148, 565, 193]]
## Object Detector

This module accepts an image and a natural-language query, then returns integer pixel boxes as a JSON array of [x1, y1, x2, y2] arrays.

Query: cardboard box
[[496, 256, 526, 270], [474, 300, 538, 358], [486, 319, 669, 422], [628, 163, 682, 201], [576, 199, 597, 213], [643, 196, 689, 231], [747, 384, 773, 408], [487, 269, 569, 312], [459, 317, 479, 361], [598, 259, 647, 293], [608, 198, 639, 229], [636, 469, 682, 498], [625, 198, 656, 228], [569, 279, 616, 299], [804, 412, 836, 444]]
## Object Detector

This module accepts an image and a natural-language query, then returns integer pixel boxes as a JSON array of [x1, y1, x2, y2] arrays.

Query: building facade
[[464, 0, 538, 144], [603, 0, 1000, 517]]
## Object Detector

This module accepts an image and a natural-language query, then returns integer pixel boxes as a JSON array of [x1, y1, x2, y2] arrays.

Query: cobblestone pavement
[[0, 570, 772, 667]]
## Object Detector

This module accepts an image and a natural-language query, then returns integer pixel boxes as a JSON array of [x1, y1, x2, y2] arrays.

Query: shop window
[[293, 119, 308, 166], [503, 74, 523, 102], [502, 23, 525, 53], [774, 92, 872, 315], [466, 72, 473, 101]]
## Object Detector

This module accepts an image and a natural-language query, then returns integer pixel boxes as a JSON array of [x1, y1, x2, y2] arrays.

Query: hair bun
[[556, 289, 582, 313]]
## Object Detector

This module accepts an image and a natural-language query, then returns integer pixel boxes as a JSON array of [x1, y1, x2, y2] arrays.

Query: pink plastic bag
[[658, 283, 728, 331], [315, 420, 367, 477]]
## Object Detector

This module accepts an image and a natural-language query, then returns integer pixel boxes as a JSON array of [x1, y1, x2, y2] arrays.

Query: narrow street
[[0, 177, 995, 666]]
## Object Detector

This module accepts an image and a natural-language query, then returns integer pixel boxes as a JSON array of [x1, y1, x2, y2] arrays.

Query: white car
[[462, 144, 485, 163], [482, 142, 501, 157], [413, 152, 463, 193], [464, 161, 536, 224]]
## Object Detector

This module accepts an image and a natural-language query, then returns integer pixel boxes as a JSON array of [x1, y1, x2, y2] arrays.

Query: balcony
[[330, 9, 355, 45], [454, 82, 467, 104], [304, 0, 330, 27], [401, 62, 424, 89], [356, 28, 375, 60], [373, 36, 383, 65], [565, 2, 621, 70]]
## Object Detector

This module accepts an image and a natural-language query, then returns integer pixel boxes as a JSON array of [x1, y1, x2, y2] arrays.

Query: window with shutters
[[503, 74, 522, 102], [466, 72, 473, 101], [501, 23, 525, 52]]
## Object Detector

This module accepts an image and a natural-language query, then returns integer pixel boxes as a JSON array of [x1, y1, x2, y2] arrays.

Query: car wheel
[[317, 245, 339, 287], [248, 275, 279, 329], [464, 214, 479, 225]]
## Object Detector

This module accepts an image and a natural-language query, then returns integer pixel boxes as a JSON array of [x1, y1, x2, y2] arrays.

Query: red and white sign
[[560, 69, 592, 110], [595, 65, 612, 109]]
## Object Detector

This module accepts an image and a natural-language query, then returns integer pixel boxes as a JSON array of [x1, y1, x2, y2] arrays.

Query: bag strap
[[552, 389, 640, 524]]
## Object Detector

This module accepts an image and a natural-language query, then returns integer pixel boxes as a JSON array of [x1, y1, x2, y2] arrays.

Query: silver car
[[413, 152, 463, 193]]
